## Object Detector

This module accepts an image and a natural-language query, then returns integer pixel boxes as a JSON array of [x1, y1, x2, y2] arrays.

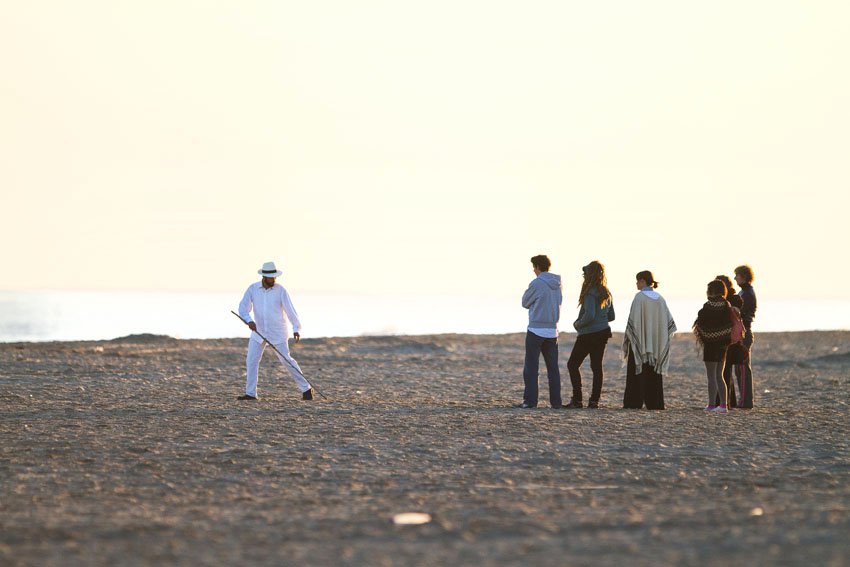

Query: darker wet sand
[[1, 332, 849, 566]]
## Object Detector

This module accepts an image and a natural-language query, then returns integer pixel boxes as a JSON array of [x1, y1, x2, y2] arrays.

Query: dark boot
[[564, 397, 583, 409]]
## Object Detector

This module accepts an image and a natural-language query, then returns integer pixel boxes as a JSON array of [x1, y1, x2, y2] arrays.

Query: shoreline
[[4, 291, 850, 343], [3, 328, 849, 346]]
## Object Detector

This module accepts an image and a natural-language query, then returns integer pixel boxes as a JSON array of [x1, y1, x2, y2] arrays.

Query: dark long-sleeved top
[[693, 299, 733, 362], [738, 283, 757, 331], [573, 287, 615, 336]]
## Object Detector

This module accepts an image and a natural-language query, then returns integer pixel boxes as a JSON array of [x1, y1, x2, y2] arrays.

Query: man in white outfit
[[237, 261, 314, 401]]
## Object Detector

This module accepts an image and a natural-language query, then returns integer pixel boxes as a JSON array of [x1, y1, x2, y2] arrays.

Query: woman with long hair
[[623, 270, 677, 410], [566, 261, 615, 409], [693, 280, 734, 413]]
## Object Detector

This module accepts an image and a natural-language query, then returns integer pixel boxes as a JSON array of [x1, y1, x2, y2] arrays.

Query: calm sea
[[1, 290, 848, 343]]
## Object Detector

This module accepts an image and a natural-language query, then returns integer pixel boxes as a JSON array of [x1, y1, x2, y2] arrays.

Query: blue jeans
[[523, 331, 562, 408], [739, 332, 755, 408]]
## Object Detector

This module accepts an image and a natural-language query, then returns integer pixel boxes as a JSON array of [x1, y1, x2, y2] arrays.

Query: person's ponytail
[[636, 270, 659, 289]]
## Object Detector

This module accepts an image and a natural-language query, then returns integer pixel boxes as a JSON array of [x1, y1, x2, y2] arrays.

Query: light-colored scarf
[[623, 290, 677, 375]]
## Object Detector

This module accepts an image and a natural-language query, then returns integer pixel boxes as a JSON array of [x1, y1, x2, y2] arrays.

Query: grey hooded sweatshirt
[[522, 272, 563, 329]]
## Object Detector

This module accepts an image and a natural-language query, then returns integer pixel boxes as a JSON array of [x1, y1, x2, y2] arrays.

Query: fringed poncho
[[623, 289, 678, 375]]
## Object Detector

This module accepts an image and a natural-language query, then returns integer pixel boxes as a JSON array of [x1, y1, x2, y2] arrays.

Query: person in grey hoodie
[[514, 255, 563, 409]]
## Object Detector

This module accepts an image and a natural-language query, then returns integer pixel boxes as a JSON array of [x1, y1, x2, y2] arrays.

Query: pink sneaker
[[712, 405, 728, 413], [704, 405, 717, 411]]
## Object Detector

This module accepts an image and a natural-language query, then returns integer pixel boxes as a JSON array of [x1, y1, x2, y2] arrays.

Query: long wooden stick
[[231, 310, 327, 399]]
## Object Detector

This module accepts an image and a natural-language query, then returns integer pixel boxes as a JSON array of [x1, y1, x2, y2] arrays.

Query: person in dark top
[[715, 275, 746, 407], [566, 261, 615, 409], [734, 265, 757, 408], [693, 280, 734, 413]]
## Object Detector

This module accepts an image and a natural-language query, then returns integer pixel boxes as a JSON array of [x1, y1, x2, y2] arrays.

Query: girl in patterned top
[[693, 280, 734, 413]]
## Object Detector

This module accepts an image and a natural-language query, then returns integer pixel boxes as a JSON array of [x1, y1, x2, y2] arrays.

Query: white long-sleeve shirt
[[238, 282, 301, 344]]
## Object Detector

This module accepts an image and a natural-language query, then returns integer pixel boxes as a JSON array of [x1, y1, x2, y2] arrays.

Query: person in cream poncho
[[623, 270, 677, 410]]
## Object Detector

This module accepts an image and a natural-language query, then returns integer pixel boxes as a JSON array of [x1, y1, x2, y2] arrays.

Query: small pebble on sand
[[393, 513, 432, 525]]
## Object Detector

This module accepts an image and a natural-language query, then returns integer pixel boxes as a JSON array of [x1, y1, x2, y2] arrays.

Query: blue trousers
[[737, 338, 755, 408], [523, 331, 562, 408]]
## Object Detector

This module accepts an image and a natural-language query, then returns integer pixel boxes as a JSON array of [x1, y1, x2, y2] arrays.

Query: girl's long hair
[[578, 260, 612, 308], [715, 275, 735, 297]]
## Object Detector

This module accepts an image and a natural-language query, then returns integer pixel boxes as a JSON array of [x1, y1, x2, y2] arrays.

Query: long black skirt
[[623, 350, 665, 410]]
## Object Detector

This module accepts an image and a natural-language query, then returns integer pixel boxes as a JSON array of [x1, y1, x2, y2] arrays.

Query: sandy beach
[[1, 331, 848, 566]]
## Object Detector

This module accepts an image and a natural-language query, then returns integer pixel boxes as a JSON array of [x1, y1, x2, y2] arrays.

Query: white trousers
[[245, 339, 311, 397]]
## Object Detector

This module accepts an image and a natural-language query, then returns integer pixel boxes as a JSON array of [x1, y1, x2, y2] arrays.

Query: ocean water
[[0, 290, 848, 343]]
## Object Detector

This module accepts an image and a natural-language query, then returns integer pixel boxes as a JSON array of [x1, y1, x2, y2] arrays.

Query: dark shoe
[[551, 404, 563, 409], [564, 398, 584, 409], [302, 388, 315, 401], [587, 400, 599, 409], [512, 402, 537, 409], [237, 394, 258, 400]]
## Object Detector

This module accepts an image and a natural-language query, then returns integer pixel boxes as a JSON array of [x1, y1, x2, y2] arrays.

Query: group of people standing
[[692, 267, 757, 412], [516, 255, 756, 411], [235, 258, 757, 411]]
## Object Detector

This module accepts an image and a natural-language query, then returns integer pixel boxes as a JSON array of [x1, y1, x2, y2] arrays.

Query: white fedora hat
[[258, 261, 283, 278]]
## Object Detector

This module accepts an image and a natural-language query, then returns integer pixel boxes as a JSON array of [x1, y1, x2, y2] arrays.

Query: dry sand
[[1, 331, 849, 566]]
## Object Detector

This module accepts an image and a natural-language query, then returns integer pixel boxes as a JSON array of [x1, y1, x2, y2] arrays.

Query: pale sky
[[2, 1, 848, 301]]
